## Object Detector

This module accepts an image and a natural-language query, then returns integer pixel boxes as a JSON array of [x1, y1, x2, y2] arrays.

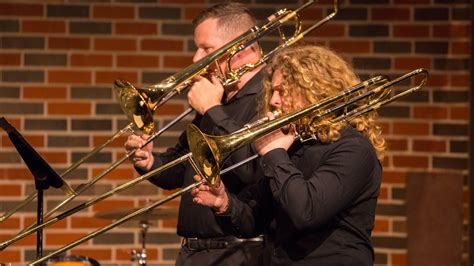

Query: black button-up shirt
[[218, 127, 382, 265], [145, 71, 263, 238]]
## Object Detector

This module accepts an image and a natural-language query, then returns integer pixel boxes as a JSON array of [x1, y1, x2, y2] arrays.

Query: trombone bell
[[114, 79, 156, 135], [187, 124, 221, 187], [186, 109, 284, 187]]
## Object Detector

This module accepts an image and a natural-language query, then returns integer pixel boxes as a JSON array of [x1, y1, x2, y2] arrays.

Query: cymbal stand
[[131, 220, 149, 266]]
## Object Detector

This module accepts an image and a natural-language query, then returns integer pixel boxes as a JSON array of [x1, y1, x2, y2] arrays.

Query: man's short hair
[[193, 2, 257, 39]]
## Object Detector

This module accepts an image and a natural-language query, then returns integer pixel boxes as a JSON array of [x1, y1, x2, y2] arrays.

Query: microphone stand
[[0, 117, 74, 261]]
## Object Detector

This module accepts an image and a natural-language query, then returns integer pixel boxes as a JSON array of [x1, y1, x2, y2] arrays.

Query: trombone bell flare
[[114, 79, 155, 135], [186, 109, 284, 187], [187, 124, 221, 187]]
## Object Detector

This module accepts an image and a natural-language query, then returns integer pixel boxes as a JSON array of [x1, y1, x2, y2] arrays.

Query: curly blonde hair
[[261, 43, 386, 160]]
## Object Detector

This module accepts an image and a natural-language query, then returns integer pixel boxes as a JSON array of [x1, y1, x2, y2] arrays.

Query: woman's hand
[[255, 112, 295, 156]]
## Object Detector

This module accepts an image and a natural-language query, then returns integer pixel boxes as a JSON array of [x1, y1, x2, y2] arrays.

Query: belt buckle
[[183, 237, 200, 251]]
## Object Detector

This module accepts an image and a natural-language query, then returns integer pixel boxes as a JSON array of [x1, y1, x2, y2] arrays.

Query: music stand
[[0, 117, 74, 260]]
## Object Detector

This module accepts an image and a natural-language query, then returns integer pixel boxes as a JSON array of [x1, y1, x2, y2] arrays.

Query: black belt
[[182, 235, 263, 251]]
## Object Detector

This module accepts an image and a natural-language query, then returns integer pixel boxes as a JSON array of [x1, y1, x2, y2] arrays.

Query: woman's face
[[269, 69, 306, 114], [269, 69, 283, 111]]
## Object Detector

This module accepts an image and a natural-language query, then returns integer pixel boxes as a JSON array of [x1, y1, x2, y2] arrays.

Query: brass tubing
[[0, 123, 134, 223], [331, 69, 429, 123], [0, 192, 37, 223], [0, 152, 193, 251], [237, 0, 339, 77], [28, 153, 260, 265], [28, 178, 205, 265], [2, 108, 193, 246]]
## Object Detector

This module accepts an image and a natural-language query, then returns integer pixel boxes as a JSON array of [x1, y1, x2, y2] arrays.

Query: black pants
[[175, 241, 264, 266]]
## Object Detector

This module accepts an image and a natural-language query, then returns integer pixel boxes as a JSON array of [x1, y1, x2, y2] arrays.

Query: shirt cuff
[[215, 192, 234, 216], [134, 152, 161, 175]]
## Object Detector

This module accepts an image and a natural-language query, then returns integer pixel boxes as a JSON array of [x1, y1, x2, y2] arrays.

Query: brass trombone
[[28, 68, 428, 265], [1, 0, 337, 226], [187, 69, 428, 185], [114, 0, 339, 135]]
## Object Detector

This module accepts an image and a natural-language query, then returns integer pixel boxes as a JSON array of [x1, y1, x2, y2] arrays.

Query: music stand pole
[[0, 117, 74, 260], [37, 188, 44, 259]]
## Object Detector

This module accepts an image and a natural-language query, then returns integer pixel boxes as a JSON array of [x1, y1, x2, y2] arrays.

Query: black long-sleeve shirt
[[217, 127, 382, 265], [144, 71, 263, 238]]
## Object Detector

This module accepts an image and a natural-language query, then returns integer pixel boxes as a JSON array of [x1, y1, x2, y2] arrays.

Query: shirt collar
[[223, 69, 264, 104]]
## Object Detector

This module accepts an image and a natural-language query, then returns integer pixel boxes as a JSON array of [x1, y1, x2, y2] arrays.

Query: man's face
[[193, 18, 244, 81], [193, 18, 227, 63]]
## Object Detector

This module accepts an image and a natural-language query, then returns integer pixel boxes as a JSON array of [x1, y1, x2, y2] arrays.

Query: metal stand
[[0, 117, 73, 261], [131, 221, 149, 266], [36, 190, 44, 260]]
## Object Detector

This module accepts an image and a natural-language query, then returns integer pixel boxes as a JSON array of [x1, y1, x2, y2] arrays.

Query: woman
[[192, 43, 386, 265]]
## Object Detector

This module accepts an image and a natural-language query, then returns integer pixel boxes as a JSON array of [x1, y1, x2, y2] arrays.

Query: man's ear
[[234, 44, 256, 61]]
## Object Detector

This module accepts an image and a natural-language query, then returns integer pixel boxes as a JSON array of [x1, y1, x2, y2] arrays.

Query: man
[[192, 43, 386, 265], [124, 3, 264, 265]]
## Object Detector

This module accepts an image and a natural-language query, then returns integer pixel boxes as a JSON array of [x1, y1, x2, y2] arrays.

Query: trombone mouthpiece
[[242, 109, 283, 130]]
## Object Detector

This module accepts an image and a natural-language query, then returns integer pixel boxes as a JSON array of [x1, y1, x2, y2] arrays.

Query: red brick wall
[[0, 0, 470, 265]]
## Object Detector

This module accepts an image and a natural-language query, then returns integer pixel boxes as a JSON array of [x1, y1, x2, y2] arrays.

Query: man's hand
[[188, 75, 224, 115], [191, 175, 229, 214], [124, 134, 155, 171]]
